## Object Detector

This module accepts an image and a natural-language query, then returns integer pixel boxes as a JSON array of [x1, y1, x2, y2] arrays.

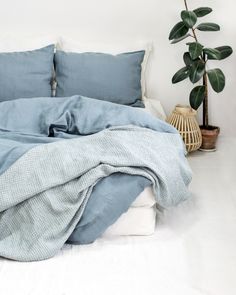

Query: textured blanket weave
[[0, 126, 191, 261]]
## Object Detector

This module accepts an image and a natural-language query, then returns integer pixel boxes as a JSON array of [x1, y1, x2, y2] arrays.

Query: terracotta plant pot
[[199, 126, 220, 152]]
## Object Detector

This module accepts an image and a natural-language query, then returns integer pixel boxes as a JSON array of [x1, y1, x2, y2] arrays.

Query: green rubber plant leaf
[[183, 52, 200, 66], [215, 46, 233, 60], [203, 48, 221, 60], [189, 85, 206, 110], [197, 22, 220, 31], [181, 10, 197, 28], [169, 21, 189, 40], [171, 33, 191, 44], [207, 69, 225, 93], [183, 52, 193, 65], [189, 60, 205, 83], [193, 7, 212, 17], [172, 66, 190, 84], [189, 42, 204, 59]]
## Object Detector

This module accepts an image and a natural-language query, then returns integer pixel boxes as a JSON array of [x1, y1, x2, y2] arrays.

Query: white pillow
[[57, 37, 153, 99], [0, 34, 57, 52], [143, 97, 167, 121]]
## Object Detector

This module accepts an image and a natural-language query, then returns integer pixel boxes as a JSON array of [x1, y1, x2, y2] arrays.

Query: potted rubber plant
[[169, 0, 233, 151]]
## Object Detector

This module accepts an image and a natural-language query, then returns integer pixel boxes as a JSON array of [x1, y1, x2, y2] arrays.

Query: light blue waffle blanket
[[0, 96, 192, 261]]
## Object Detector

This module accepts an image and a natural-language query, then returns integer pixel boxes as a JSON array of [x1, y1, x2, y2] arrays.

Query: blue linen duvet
[[0, 96, 192, 261]]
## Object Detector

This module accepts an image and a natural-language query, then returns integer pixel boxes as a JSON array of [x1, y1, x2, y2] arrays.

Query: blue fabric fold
[[0, 95, 191, 260]]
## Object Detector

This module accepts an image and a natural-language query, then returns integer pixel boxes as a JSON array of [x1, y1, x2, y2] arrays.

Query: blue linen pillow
[[55, 50, 145, 107], [0, 45, 54, 102]]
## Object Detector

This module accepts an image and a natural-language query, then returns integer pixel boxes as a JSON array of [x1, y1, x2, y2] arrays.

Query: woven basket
[[167, 105, 202, 153]]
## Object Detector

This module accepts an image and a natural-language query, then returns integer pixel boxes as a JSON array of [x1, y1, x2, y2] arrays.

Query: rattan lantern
[[167, 105, 202, 153]]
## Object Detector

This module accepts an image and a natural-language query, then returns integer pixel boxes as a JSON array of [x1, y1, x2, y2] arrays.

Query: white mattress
[[130, 186, 156, 207], [103, 186, 157, 237], [103, 206, 156, 236]]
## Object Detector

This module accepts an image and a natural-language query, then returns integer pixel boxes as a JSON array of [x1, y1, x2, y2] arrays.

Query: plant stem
[[184, 0, 198, 42], [184, 0, 188, 10], [191, 28, 198, 42], [203, 54, 209, 127], [184, 0, 208, 127]]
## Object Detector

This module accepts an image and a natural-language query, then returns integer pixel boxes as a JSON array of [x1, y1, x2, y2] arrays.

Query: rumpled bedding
[[0, 96, 192, 261]]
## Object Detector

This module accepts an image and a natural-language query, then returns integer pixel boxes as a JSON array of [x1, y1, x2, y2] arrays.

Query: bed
[[0, 38, 192, 262]]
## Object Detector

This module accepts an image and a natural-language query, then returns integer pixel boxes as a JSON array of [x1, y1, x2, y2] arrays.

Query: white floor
[[0, 136, 235, 295]]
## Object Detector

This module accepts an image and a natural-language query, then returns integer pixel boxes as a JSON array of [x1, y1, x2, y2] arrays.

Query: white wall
[[0, 0, 235, 135]]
